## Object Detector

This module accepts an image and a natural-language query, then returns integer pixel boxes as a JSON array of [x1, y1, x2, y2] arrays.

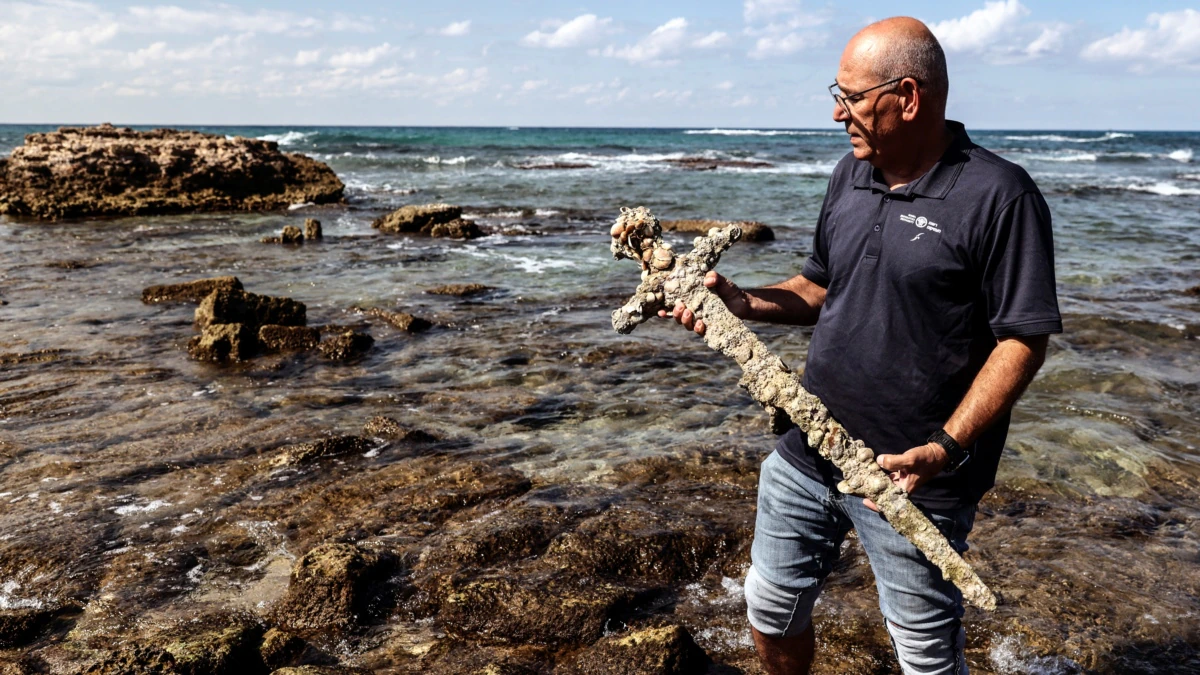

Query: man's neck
[[879, 122, 954, 191]]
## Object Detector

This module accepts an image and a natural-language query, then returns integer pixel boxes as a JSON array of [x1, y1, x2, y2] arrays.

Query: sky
[[0, 1, 1198, 129]]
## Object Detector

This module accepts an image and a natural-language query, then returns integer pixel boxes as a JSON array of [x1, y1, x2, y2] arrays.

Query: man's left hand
[[862, 442, 948, 512]]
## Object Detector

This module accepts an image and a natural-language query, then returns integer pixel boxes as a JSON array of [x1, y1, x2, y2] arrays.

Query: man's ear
[[900, 78, 921, 122]]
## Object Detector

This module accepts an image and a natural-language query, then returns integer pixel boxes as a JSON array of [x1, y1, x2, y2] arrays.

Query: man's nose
[[832, 102, 849, 123]]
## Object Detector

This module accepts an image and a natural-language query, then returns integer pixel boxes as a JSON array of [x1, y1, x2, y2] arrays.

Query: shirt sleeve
[[800, 185, 834, 288], [980, 191, 1063, 337]]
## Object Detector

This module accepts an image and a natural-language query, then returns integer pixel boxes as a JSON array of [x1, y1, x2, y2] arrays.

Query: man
[[663, 17, 1061, 675]]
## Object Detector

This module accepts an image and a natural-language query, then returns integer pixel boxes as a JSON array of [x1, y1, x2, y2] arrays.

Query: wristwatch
[[927, 428, 971, 472]]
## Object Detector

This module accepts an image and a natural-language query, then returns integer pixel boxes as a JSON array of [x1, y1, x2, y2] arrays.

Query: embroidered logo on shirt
[[900, 213, 942, 234], [910, 233, 924, 241]]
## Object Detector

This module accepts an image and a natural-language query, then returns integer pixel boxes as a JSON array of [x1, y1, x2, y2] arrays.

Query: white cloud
[[293, 50, 322, 66], [603, 17, 689, 64], [125, 35, 244, 69], [521, 14, 613, 49], [742, 0, 829, 59], [328, 43, 394, 68], [715, 80, 735, 90], [1081, 10, 1200, 68], [732, 94, 756, 107], [692, 31, 730, 49], [1025, 24, 1066, 58], [125, 5, 320, 35], [521, 79, 547, 92], [438, 20, 471, 37], [928, 0, 1029, 53]]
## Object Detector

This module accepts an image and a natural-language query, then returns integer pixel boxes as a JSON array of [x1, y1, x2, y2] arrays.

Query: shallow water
[[1, 125, 1198, 672]]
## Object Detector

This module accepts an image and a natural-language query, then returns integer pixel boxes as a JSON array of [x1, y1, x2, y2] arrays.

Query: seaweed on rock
[[608, 205, 999, 610]]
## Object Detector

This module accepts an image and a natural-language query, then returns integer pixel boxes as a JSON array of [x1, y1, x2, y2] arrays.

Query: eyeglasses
[[828, 77, 917, 115]]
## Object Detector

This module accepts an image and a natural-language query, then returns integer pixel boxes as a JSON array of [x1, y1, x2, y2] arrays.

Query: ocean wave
[[342, 177, 418, 195], [423, 155, 473, 165], [1168, 148, 1193, 163], [1179, 173, 1200, 182], [257, 130, 316, 146], [1126, 181, 1200, 197], [1025, 151, 1098, 163], [1003, 132, 1133, 143], [513, 150, 835, 175], [684, 128, 838, 137]]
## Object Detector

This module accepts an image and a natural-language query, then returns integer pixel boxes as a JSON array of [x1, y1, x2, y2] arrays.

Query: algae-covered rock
[[164, 618, 266, 675], [426, 283, 493, 297], [437, 568, 644, 647], [259, 627, 307, 670], [82, 646, 179, 675], [187, 322, 258, 362], [371, 204, 461, 234], [354, 307, 432, 332], [272, 543, 394, 634], [272, 435, 374, 466], [362, 416, 438, 443], [659, 218, 774, 242], [304, 219, 323, 240], [270, 666, 372, 675], [318, 331, 374, 361], [0, 605, 69, 648], [0, 124, 344, 220], [142, 276, 243, 304], [196, 288, 306, 329], [258, 325, 321, 353], [555, 624, 710, 675], [427, 218, 482, 239]]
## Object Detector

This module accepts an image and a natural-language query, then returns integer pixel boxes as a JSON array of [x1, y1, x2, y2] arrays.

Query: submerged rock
[[0, 605, 72, 648], [163, 618, 266, 675], [371, 204, 461, 234], [258, 627, 307, 670], [196, 288, 306, 330], [659, 218, 774, 242], [263, 225, 304, 244], [142, 276, 243, 304], [318, 331, 374, 361], [271, 667, 372, 675], [304, 218, 323, 240], [82, 646, 179, 675], [556, 624, 710, 675], [371, 204, 483, 238], [425, 283, 493, 297], [187, 323, 258, 362], [273, 435, 374, 466], [272, 543, 394, 635], [662, 157, 774, 171], [258, 325, 321, 353], [353, 307, 432, 332], [0, 123, 344, 219], [362, 416, 438, 443], [427, 218, 482, 239]]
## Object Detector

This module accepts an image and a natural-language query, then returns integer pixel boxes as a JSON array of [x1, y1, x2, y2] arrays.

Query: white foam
[[0, 580, 44, 610], [257, 130, 315, 146], [1126, 181, 1200, 196], [684, 128, 838, 136], [1026, 151, 1098, 163], [1179, 173, 1200, 182], [989, 635, 1082, 675], [423, 155, 473, 165], [534, 208, 561, 217], [1168, 148, 1193, 163], [113, 499, 171, 516], [287, 202, 315, 210], [1004, 132, 1132, 143]]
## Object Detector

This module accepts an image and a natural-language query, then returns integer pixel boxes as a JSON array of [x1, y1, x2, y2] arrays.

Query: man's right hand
[[657, 270, 750, 336]]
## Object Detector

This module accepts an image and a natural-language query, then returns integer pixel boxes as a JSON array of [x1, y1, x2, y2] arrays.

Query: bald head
[[844, 17, 949, 116]]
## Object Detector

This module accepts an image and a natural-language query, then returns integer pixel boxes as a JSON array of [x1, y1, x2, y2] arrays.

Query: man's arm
[[870, 334, 1049, 503], [663, 271, 827, 334]]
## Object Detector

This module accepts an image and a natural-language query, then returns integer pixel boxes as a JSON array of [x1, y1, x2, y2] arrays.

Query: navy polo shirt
[[777, 121, 1062, 510]]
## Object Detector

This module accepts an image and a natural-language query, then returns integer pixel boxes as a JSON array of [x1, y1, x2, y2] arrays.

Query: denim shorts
[[745, 451, 975, 674]]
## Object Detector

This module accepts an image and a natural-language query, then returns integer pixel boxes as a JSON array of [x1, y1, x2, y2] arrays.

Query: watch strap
[[928, 428, 970, 471]]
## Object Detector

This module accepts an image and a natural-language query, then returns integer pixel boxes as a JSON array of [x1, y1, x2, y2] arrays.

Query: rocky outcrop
[[0, 124, 344, 219], [662, 157, 774, 171], [303, 218, 323, 240], [187, 323, 258, 362], [556, 625, 710, 675], [142, 276, 243, 304], [659, 218, 775, 242], [371, 204, 482, 239], [195, 288, 306, 330], [262, 225, 304, 245], [272, 543, 395, 635], [426, 283, 493, 297], [362, 416, 438, 443], [258, 325, 321, 352], [272, 435, 374, 467], [318, 331, 374, 361], [353, 307, 432, 332]]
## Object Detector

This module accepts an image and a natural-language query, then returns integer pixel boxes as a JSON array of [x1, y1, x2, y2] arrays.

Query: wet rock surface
[[187, 322, 258, 362], [196, 288, 307, 330], [272, 543, 395, 635], [142, 276, 243, 304], [304, 219, 323, 241], [352, 307, 432, 333], [259, 325, 322, 353], [318, 331, 374, 361], [660, 219, 775, 242], [556, 624, 710, 675], [662, 157, 775, 171], [370, 204, 483, 239], [0, 124, 344, 219], [425, 283, 493, 297]]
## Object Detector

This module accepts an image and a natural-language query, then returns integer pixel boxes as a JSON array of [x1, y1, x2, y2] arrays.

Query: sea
[[1, 124, 1197, 671]]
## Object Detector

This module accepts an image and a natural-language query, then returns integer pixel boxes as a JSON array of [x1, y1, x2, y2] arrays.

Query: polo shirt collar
[[851, 120, 972, 200]]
